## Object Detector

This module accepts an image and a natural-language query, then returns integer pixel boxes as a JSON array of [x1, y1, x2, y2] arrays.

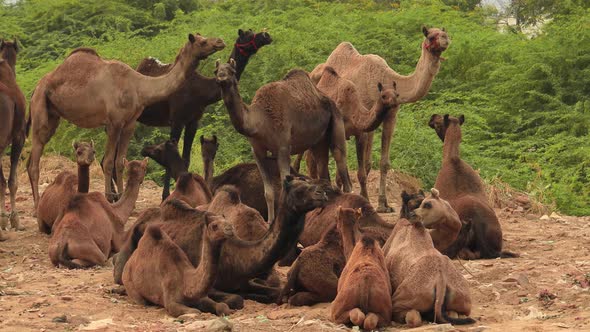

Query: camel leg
[[310, 139, 330, 181], [208, 289, 244, 309], [329, 112, 352, 192], [161, 123, 184, 200], [194, 296, 231, 316], [355, 134, 369, 199], [277, 146, 291, 183], [252, 146, 276, 223], [288, 291, 327, 306], [8, 134, 25, 230], [376, 109, 399, 213], [0, 157, 7, 230], [114, 122, 136, 195], [103, 124, 123, 202], [182, 118, 199, 169], [304, 150, 318, 179]]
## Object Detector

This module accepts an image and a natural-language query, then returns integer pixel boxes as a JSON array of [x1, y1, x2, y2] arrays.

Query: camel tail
[[500, 250, 519, 258], [359, 275, 370, 314], [58, 242, 83, 269], [277, 259, 301, 304], [25, 91, 33, 137], [435, 271, 476, 325]]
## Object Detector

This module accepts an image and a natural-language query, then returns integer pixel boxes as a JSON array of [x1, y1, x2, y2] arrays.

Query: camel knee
[[379, 159, 390, 173], [349, 308, 365, 327], [356, 169, 367, 186]]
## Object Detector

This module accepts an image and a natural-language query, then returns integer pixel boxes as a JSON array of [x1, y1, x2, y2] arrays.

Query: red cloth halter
[[235, 34, 258, 56]]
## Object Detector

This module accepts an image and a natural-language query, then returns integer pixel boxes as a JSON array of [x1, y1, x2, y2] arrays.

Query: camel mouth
[[140, 146, 155, 158]]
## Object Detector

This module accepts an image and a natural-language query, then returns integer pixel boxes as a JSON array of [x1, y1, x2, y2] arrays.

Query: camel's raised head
[[141, 140, 178, 168], [422, 26, 450, 57], [204, 212, 234, 242], [187, 33, 225, 60], [0, 38, 19, 56], [235, 29, 272, 57], [337, 206, 362, 226], [200, 135, 219, 160], [284, 175, 329, 212], [125, 158, 149, 184], [428, 114, 464, 142], [410, 188, 457, 228], [377, 82, 400, 109], [72, 141, 95, 167], [400, 189, 425, 219], [215, 59, 237, 85]]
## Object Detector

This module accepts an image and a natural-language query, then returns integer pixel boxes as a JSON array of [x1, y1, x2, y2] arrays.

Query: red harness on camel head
[[423, 33, 445, 60], [235, 34, 258, 56]]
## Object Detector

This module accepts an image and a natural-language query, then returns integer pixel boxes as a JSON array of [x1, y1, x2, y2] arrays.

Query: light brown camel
[[300, 66, 399, 198], [216, 59, 351, 222], [310, 26, 450, 213], [382, 218, 474, 327], [48, 159, 148, 268], [123, 220, 234, 317], [27, 33, 225, 210], [136, 29, 271, 199], [429, 114, 516, 259], [37, 141, 95, 234], [0, 38, 26, 240]]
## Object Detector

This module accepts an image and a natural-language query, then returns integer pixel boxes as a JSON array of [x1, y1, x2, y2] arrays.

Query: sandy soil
[[1, 155, 589, 332]]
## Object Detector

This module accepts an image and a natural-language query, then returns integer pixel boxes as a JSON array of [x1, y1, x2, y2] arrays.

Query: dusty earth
[[1, 155, 589, 332]]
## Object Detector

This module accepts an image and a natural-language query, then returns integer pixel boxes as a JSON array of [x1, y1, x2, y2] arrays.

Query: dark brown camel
[[0, 38, 26, 240], [429, 114, 515, 259], [216, 60, 352, 222], [136, 29, 272, 200], [37, 141, 95, 234], [27, 33, 225, 211]]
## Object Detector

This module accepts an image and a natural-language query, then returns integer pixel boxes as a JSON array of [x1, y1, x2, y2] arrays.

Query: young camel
[[123, 220, 234, 317], [27, 33, 225, 209], [0, 38, 26, 239], [200, 135, 218, 189], [310, 26, 450, 213], [216, 59, 351, 222], [135, 29, 272, 199], [382, 217, 474, 327], [49, 159, 148, 268], [331, 235, 392, 330], [37, 141, 95, 234], [299, 66, 400, 198], [429, 114, 514, 259]]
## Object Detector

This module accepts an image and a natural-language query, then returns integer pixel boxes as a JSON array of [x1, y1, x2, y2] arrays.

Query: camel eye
[[423, 202, 432, 209]]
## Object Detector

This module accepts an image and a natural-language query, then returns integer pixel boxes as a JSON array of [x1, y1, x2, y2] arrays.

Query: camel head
[[422, 26, 450, 57], [410, 188, 459, 228], [72, 141, 95, 167], [337, 206, 363, 241], [200, 135, 219, 160], [141, 140, 178, 167], [400, 189, 425, 219], [215, 59, 237, 86], [284, 175, 329, 212], [428, 114, 464, 142], [234, 29, 272, 57], [377, 82, 400, 110], [123, 158, 149, 185], [0, 38, 19, 57], [204, 212, 234, 242], [185, 33, 226, 61]]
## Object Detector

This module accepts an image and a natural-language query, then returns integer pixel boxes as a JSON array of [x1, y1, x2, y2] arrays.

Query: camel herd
[[0, 26, 519, 329]]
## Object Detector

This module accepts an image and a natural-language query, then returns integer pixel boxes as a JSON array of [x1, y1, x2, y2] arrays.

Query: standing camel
[[215, 60, 352, 222], [135, 29, 272, 199], [309, 26, 450, 212], [0, 38, 26, 240], [26, 33, 225, 210]]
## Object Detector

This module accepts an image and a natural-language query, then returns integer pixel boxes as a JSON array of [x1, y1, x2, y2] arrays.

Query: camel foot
[[406, 310, 422, 328], [106, 192, 121, 203], [376, 205, 394, 213], [10, 212, 24, 231], [364, 313, 379, 330], [349, 308, 365, 327], [0, 213, 8, 230], [215, 302, 232, 316]]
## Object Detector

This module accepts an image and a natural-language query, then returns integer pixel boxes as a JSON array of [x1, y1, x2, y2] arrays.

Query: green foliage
[[2, 0, 589, 215]]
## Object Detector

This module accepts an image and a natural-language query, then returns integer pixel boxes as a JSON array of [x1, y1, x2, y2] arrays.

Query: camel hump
[[146, 224, 164, 241], [218, 185, 241, 204], [66, 193, 86, 211], [282, 69, 310, 81], [68, 47, 99, 58], [335, 42, 360, 57]]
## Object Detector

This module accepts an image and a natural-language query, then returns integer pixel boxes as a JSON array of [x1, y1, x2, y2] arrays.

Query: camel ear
[[443, 114, 450, 127], [229, 58, 236, 68], [442, 27, 447, 32], [428, 114, 440, 129], [188, 34, 196, 44], [215, 59, 220, 69], [212, 135, 218, 145], [0, 39, 4, 50], [90, 139, 95, 149], [459, 114, 465, 125], [238, 29, 245, 37], [356, 208, 362, 218], [431, 188, 440, 198], [422, 25, 429, 37], [377, 82, 383, 92], [142, 157, 149, 167], [200, 135, 205, 144], [72, 141, 79, 150], [419, 189, 425, 197], [13, 38, 19, 53]]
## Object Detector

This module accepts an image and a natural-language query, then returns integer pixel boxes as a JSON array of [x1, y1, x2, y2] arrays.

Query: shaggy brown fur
[[37, 141, 95, 234], [27, 34, 224, 209], [429, 114, 514, 259], [122, 219, 233, 317], [48, 159, 147, 268], [0, 39, 26, 239], [136, 30, 271, 200], [331, 235, 391, 330], [310, 26, 450, 213], [383, 218, 474, 327], [216, 60, 351, 222]]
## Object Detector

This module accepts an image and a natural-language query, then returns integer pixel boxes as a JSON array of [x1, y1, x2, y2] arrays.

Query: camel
[[123, 220, 234, 317], [298, 66, 400, 198], [331, 235, 392, 330], [310, 26, 450, 213], [48, 159, 148, 268], [216, 59, 352, 222], [27, 33, 225, 211], [200, 135, 218, 189], [114, 176, 328, 306], [136, 29, 272, 199], [278, 207, 361, 306], [382, 219, 474, 327], [429, 114, 515, 259], [37, 141, 95, 234], [141, 140, 211, 207], [0, 38, 26, 240]]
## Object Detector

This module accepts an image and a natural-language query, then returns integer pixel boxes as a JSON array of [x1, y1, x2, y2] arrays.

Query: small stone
[[550, 212, 561, 219], [52, 315, 67, 323], [517, 274, 530, 287], [540, 215, 550, 221], [525, 214, 538, 220], [503, 277, 518, 283]]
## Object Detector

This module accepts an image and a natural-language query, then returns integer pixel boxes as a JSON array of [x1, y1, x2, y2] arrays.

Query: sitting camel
[[123, 220, 234, 317], [0, 38, 26, 240], [331, 235, 391, 330], [216, 59, 351, 222], [429, 114, 515, 259], [382, 216, 474, 327], [37, 141, 95, 234], [27, 33, 225, 210], [49, 159, 148, 268]]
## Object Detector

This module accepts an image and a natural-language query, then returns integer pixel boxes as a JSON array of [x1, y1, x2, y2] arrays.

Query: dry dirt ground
[[1, 155, 589, 332]]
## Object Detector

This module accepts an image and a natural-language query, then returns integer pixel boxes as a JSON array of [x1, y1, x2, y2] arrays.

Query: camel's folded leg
[[208, 289, 244, 309]]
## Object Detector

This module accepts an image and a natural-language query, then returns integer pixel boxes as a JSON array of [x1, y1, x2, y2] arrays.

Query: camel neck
[[184, 235, 223, 299], [112, 176, 142, 221], [356, 95, 391, 132], [338, 221, 356, 261], [1, 52, 16, 74], [168, 156, 188, 182], [77, 165, 90, 193], [202, 157, 214, 189], [220, 82, 255, 136], [443, 125, 461, 161], [387, 44, 441, 104]]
